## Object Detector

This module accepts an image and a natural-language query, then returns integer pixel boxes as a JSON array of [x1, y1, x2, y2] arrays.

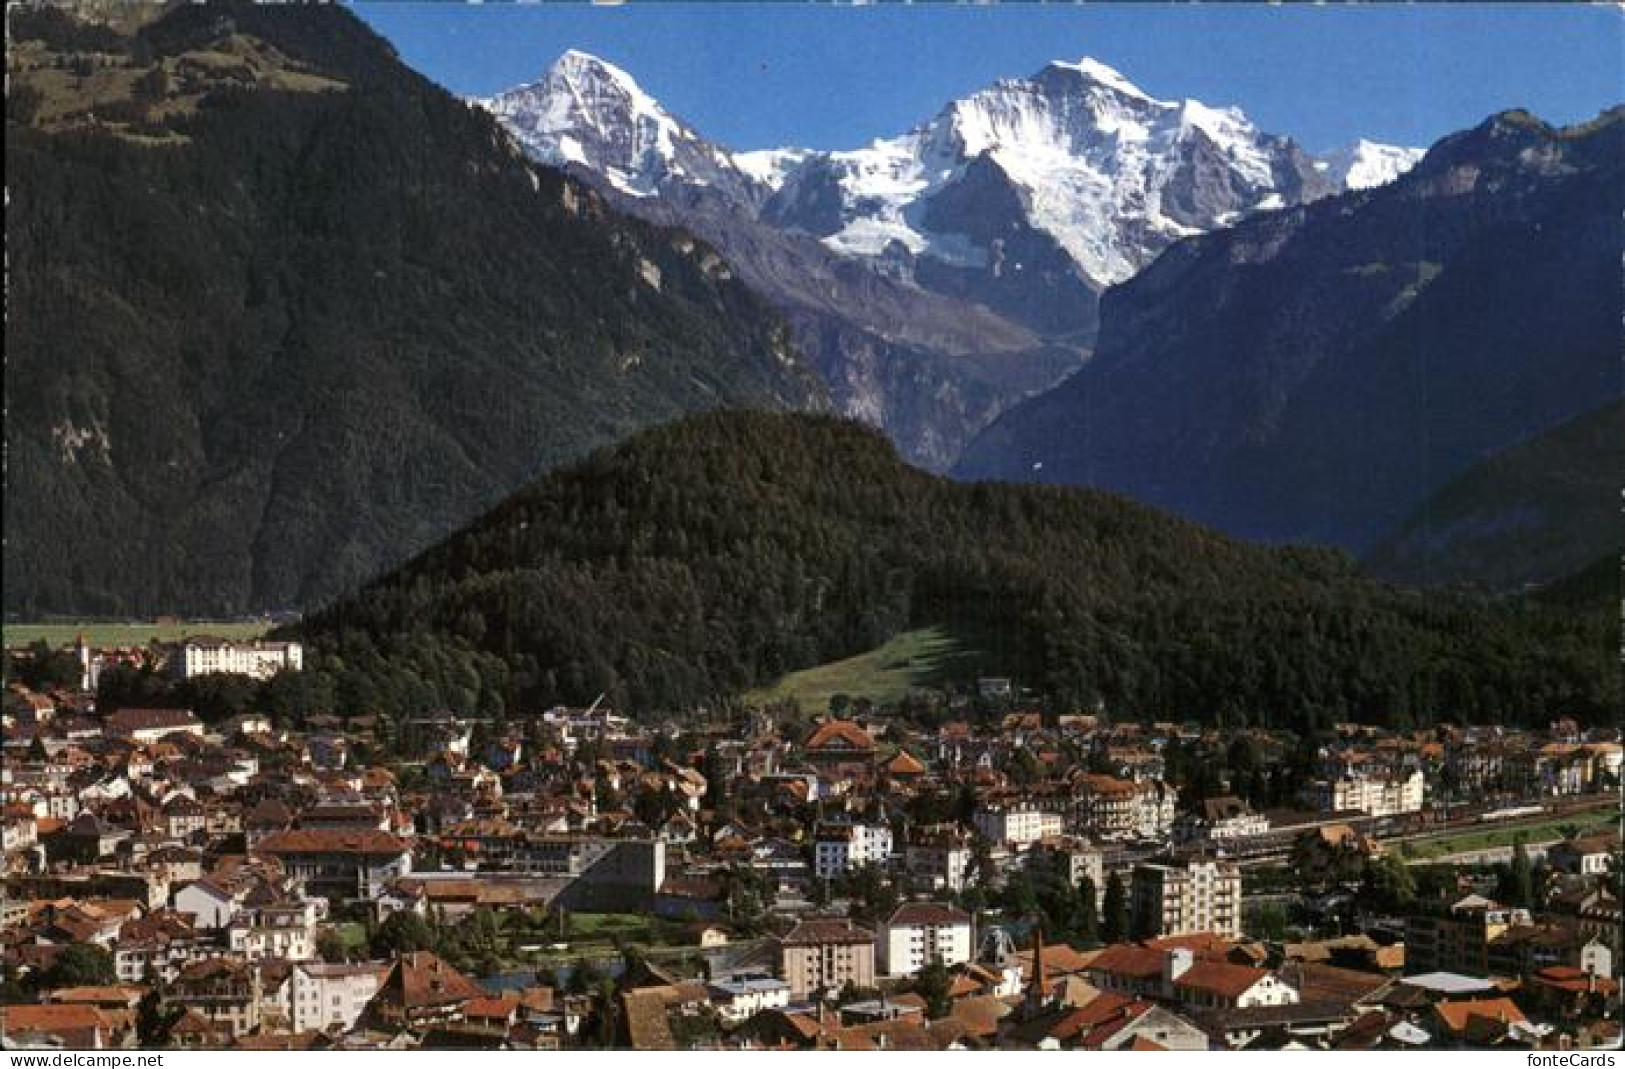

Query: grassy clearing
[[1398, 806, 1618, 861], [512, 912, 699, 967], [565, 912, 654, 940], [10, 32, 346, 135], [743, 625, 984, 710], [3, 621, 270, 649]]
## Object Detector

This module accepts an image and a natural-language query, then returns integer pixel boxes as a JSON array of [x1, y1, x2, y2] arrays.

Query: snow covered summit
[[484, 52, 1422, 289]]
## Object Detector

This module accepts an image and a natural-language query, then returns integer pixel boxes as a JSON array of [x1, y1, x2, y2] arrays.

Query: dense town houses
[[1, 643, 1619, 1050]]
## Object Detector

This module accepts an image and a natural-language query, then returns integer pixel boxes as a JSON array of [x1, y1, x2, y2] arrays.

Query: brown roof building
[[364, 951, 488, 1033], [803, 721, 877, 769], [0, 1004, 116, 1049], [104, 708, 204, 742], [779, 918, 877, 998], [254, 828, 412, 901]]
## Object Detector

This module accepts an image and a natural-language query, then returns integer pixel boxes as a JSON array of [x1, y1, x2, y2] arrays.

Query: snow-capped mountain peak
[[484, 52, 1423, 286], [1321, 138, 1426, 190], [485, 50, 694, 196], [731, 147, 812, 192], [1043, 56, 1166, 105], [775, 60, 1331, 284], [550, 49, 649, 100]]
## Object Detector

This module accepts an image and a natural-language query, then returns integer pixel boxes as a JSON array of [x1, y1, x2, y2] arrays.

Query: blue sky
[[353, 3, 1622, 155]]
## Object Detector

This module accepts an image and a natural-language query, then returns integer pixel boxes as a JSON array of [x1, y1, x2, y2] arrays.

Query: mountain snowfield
[[1320, 138, 1427, 190], [484, 50, 751, 200], [483, 51, 1422, 289]]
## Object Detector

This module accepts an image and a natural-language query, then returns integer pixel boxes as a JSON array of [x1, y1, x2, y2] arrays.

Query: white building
[[1074, 775, 1176, 840], [227, 900, 319, 962], [174, 638, 303, 680], [288, 960, 384, 1033], [1131, 857, 1243, 940], [879, 902, 974, 977], [175, 877, 244, 929], [1312, 769, 1424, 818], [1, 814, 38, 853], [1172, 797, 1271, 846], [814, 821, 892, 879], [973, 803, 1061, 849], [1163, 947, 1300, 1010], [705, 975, 791, 1023]]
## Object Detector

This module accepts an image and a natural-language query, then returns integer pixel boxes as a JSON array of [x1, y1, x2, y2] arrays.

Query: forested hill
[[297, 412, 1618, 727], [1365, 398, 1625, 592], [4, 2, 824, 617]]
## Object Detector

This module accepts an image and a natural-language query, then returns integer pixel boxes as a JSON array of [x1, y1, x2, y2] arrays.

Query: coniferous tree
[[1507, 837, 1536, 908], [1077, 876, 1100, 948], [915, 954, 953, 1019], [136, 988, 182, 1048], [1102, 873, 1130, 945]]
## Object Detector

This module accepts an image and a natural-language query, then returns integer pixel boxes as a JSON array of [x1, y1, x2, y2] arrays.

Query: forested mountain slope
[[5, 2, 825, 616]]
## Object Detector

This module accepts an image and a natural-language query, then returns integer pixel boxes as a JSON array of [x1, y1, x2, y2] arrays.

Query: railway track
[[1229, 794, 1618, 869]]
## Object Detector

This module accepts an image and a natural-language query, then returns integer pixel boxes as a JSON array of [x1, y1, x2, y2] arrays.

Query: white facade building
[[814, 822, 893, 879], [705, 975, 792, 1023], [879, 902, 974, 977], [174, 878, 242, 929], [175, 639, 303, 680], [973, 803, 1061, 849], [228, 901, 319, 962], [1131, 857, 1244, 940], [1162, 947, 1301, 1010], [288, 961, 383, 1033], [1026, 837, 1106, 891], [1313, 769, 1425, 817]]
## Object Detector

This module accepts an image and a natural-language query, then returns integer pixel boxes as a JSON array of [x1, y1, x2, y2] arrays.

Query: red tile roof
[[804, 720, 876, 753], [782, 918, 875, 946], [0, 1003, 113, 1039], [886, 750, 928, 776], [1433, 998, 1527, 1036], [464, 996, 519, 1020], [105, 708, 201, 735], [1087, 944, 1167, 981], [372, 951, 487, 1012], [1172, 961, 1271, 1001], [256, 828, 409, 856]]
